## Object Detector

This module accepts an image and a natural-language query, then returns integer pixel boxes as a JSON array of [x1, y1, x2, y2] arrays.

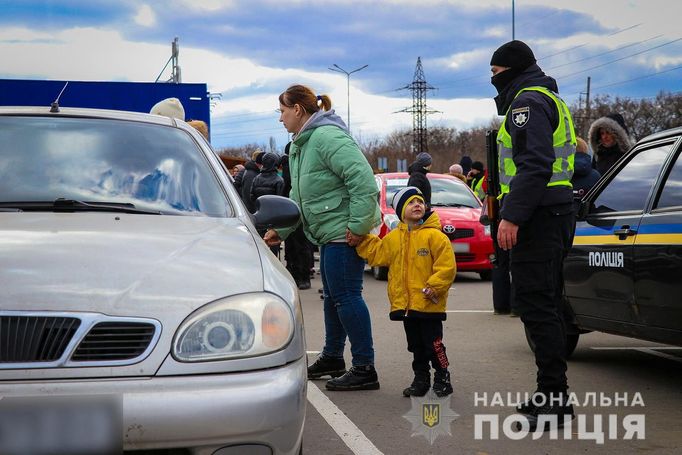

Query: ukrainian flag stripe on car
[[573, 223, 682, 245]]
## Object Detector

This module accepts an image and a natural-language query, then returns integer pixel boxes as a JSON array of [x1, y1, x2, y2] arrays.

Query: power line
[[515, 9, 560, 29], [546, 34, 664, 70], [212, 109, 277, 121], [434, 24, 650, 91], [593, 65, 682, 90], [538, 23, 642, 60], [555, 37, 682, 81], [212, 115, 278, 127], [211, 125, 284, 138]]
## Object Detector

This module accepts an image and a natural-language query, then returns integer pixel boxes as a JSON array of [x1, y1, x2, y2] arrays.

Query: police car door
[[632, 136, 682, 335], [566, 143, 671, 325]]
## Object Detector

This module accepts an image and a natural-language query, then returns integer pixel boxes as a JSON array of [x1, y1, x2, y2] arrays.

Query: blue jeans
[[319, 243, 375, 366]]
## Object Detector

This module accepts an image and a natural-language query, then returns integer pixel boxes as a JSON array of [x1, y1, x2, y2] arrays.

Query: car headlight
[[484, 225, 491, 237], [173, 293, 294, 362], [383, 214, 400, 231]]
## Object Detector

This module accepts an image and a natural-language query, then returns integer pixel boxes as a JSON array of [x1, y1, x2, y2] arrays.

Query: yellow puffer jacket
[[356, 211, 456, 320]]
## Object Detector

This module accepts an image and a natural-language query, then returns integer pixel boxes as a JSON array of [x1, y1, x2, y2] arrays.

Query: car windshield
[[385, 177, 479, 209], [0, 116, 229, 217]]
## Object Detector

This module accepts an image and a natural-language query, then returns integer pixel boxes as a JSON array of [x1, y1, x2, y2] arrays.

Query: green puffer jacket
[[280, 110, 380, 245]]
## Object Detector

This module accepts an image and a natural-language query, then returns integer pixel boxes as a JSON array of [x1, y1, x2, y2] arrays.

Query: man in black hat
[[489, 40, 577, 430], [467, 160, 485, 191], [407, 152, 433, 208]]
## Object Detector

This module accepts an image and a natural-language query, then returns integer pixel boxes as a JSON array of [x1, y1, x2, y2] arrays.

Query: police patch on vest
[[417, 248, 429, 256], [512, 106, 530, 128]]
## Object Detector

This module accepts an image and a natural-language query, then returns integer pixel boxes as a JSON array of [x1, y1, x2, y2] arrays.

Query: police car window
[[591, 144, 671, 214], [655, 146, 682, 210]]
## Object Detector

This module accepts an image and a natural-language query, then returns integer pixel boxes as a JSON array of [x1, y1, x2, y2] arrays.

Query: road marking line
[[590, 346, 682, 351], [306, 350, 321, 355], [446, 310, 494, 313], [591, 347, 682, 363], [307, 381, 384, 455]]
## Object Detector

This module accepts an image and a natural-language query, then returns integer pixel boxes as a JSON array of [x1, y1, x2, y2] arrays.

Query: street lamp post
[[328, 63, 368, 132], [512, 0, 515, 39]]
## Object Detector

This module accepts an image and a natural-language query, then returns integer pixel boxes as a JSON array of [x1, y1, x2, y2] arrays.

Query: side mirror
[[252, 195, 300, 230]]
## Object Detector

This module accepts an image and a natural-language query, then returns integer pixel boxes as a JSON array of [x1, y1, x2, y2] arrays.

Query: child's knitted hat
[[150, 97, 185, 120], [392, 186, 424, 221]]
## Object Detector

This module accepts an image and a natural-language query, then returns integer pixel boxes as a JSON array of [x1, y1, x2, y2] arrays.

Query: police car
[[552, 126, 682, 357]]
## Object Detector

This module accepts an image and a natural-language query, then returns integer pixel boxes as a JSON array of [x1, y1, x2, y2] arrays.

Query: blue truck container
[[0, 78, 210, 138]]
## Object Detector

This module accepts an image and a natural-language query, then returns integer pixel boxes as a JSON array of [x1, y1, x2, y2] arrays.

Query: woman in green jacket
[[265, 84, 381, 391]]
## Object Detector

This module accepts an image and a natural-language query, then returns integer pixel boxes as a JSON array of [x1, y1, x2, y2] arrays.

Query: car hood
[[0, 213, 263, 316], [431, 206, 482, 225]]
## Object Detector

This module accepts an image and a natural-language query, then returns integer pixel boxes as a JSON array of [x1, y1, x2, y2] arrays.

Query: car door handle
[[613, 225, 637, 240]]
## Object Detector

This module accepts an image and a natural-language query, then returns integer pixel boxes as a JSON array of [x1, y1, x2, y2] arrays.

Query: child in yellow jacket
[[355, 186, 456, 397]]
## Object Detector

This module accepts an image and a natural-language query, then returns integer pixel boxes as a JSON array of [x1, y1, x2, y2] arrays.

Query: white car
[[0, 106, 305, 455]]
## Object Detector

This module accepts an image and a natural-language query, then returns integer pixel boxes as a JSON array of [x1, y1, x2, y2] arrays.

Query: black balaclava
[[490, 40, 537, 114]]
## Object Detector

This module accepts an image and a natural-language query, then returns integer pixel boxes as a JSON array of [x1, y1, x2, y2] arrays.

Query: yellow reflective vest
[[497, 86, 576, 195]]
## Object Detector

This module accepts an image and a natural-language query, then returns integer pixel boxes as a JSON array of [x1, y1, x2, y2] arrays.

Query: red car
[[371, 172, 494, 280]]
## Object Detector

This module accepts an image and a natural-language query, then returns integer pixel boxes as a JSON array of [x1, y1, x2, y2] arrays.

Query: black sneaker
[[516, 391, 543, 415], [297, 279, 311, 290], [432, 371, 453, 397], [519, 402, 575, 432], [402, 374, 430, 397], [326, 365, 380, 391], [307, 355, 346, 380]]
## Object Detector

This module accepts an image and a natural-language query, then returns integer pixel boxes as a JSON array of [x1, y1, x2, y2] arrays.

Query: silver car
[[0, 106, 305, 455]]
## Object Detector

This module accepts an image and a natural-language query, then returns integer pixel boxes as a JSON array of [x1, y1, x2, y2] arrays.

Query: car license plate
[[452, 242, 470, 253], [0, 395, 122, 455]]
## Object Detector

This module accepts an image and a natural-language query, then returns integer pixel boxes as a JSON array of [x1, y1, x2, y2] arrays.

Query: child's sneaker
[[402, 374, 430, 397], [433, 371, 453, 397]]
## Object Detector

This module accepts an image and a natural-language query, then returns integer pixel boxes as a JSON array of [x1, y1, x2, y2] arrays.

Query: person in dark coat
[[232, 164, 245, 192], [281, 143, 315, 290], [240, 150, 264, 213], [250, 152, 284, 203], [490, 39, 577, 429], [250, 152, 284, 256], [459, 155, 473, 176], [407, 152, 432, 207], [588, 113, 632, 176], [571, 137, 600, 202], [467, 161, 485, 190]]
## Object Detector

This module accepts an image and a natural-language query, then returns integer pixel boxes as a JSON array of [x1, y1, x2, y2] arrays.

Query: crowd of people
[[146, 40, 636, 430]]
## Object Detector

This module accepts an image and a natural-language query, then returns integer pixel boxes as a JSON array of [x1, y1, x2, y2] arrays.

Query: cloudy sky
[[1, 0, 681, 149]]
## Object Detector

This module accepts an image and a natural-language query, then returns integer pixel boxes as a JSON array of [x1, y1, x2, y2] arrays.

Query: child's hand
[[346, 229, 364, 246], [422, 286, 438, 304]]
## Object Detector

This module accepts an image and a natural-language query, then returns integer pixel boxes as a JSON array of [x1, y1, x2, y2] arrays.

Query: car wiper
[[431, 203, 472, 208], [0, 199, 162, 215]]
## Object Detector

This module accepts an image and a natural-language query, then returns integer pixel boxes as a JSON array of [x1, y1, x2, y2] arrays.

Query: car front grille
[[0, 316, 81, 362], [71, 322, 157, 362], [455, 253, 476, 263], [0, 312, 160, 369], [444, 228, 474, 240]]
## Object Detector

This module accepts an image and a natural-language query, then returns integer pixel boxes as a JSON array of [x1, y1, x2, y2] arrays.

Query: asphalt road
[[300, 270, 682, 455]]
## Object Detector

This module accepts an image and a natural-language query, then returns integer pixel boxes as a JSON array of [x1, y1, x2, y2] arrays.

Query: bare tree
[[571, 91, 682, 141], [215, 143, 266, 160]]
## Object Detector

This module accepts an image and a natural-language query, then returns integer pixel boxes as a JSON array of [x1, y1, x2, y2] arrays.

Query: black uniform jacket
[[497, 64, 574, 226]]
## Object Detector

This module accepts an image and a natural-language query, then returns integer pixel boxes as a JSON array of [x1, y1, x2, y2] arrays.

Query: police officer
[[490, 40, 577, 429]]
